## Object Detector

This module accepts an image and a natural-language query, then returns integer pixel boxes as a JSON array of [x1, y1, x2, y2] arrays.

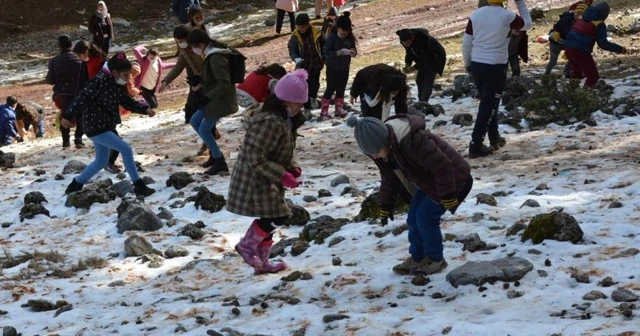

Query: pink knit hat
[[274, 69, 309, 104]]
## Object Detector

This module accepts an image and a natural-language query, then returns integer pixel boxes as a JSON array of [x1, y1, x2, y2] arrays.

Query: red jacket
[[87, 56, 104, 79], [236, 71, 273, 103]]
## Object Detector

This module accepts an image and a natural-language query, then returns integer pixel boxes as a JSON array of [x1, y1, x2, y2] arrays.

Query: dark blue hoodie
[[564, 2, 624, 53]]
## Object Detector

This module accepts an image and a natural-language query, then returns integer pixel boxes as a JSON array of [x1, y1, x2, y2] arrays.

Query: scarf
[[364, 91, 396, 121], [96, 1, 108, 22]]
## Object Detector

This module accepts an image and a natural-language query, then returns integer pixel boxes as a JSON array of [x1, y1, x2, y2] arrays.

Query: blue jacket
[[0, 104, 18, 145], [324, 32, 357, 70], [564, 2, 623, 54]]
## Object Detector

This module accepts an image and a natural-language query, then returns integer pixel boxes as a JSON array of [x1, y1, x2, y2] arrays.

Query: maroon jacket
[[375, 114, 472, 207]]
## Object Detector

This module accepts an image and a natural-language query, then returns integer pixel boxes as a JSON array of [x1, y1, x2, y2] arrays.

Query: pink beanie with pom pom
[[274, 69, 309, 104]]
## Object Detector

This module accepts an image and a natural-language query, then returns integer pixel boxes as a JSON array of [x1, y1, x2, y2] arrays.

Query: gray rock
[[331, 174, 350, 187], [573, 273, 590, 284], [3, 326, 18, 336], [189, 187, 226, 213], [456, 233, 493, 253], [528, 249, 542, 255], [140, 253, 164, 268], [322, 314, 349, 323], [411, 274, 430, 286], [535, 183, 549, 191], [142, 176, 155, 185], [616, 248, 640, 258], [492, 191, 509, 197], [303, 195, 317, 203], [432, 120, 448, 129], [537, 270, 548, 277], [332, 257, 342, 266], [598, 277, 616, 287], [608, 201, 624, 209], [290, 240, 310, 256], [452, 113, 474, 127], [583, 290, 607, 301], [108, 280, 126, 287], [507, 290, 524, 299], [179, 224, 205, 240], [166, 172, 195, 190], [66, 180, 117, 209], [166, 218, 178, 227], [521, 210, 583, 244], [612, 288, 639, 302], [318, 189, 332, 198], [165, 245, 189, 258], [292, 327, 306, 336], [270, 237, 298, 258], [301, 216, 350, 244], [446, 257, 534, 288], [506, 221, 527, 236], [476, 193, 497, 206], [520, 199, 540, 208], [264, 18, 276, 27], [24, 191, 47, 205], [471, 212, 485, 222], [283, 201, 311, 226], [0, 150, 16, 168], [110, 180, 134, 198], [328, 236, 346, 247], [116, 201, 163, 233], [124, 235, 154, 257], [19, 203, 50, 222], [62, 160, 87, 174], [55, 174, 65, 180], [157, 207, 174, 220], [116, 173, 126, 180], [182, 259, 222, 272], [409, 102, 445, 117]]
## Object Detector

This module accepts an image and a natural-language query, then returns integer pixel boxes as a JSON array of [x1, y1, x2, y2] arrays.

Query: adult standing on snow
[[88, 1, 115, 55], [187, 29, 238, 176], [173, 0, 200, 24], [275, 0, 298, 35], [349, 64, 409, 121], [62, 53, 156, 197], [0, 96, 22, 146], [46, 34, 86, 149], [349, 115, 473, 275], [288, 13, 324, 112], [184, 5, 211, 37], [396, 28, 446, 103], [229, 70, 308, 275], [462, 0, 532, 158]]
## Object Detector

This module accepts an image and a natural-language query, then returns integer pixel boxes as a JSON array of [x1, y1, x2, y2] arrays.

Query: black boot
[[133, 179, 156, 197], [204, 156, 229, 175], [201, 152, 215, 168], [65, 178, 83, 194], [62, 140, 71, 149], [469, 141, 494, 159], [489, 135, 507, 150]]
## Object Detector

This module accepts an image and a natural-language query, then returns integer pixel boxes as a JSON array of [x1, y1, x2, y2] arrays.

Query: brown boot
[[411, 257, 448, 275], [392, 257, 416, 275]]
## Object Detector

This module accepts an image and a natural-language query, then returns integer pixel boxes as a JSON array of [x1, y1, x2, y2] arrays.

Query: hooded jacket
[[374, 114, 472, 207], [133, 46, 175, 92], [0, 104, 18, 145], [200, 45, 239, 119], [402, 28, 447, 76], [564, 2, 624, 53]]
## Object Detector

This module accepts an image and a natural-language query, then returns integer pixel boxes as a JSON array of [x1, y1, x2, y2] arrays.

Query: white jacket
[[276, 0, 299, 13]]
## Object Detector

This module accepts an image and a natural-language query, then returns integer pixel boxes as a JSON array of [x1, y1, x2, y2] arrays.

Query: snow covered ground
[[1, 76, 640, 336]]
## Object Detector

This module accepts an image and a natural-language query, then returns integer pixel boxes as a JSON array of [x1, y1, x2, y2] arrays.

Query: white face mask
[[195, 20, 205, 26], [148, 56, 156, 62], [192, 47, 203, 55], [178, 41, 188, 49], [115, 77, 127, 85]]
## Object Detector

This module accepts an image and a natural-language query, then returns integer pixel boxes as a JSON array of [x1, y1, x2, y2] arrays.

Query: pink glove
[[289, 167, 302, 178], [281, 172, 301, 189]]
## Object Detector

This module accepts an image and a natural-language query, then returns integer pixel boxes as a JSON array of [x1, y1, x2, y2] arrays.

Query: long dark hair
[[73, 40, 90, 55], [378, 74, 408, 103], [89, 43, 107, 60], [335, 12, 357, 44], [261, 93, 288, 120], [255, 63, 287, 79]]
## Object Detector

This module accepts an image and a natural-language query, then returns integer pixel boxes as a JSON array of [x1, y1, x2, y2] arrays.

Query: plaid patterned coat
[[227, 105, 301, 218]]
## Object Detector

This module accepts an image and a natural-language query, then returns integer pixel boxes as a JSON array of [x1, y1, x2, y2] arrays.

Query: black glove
[[379, 204, 394, 226], [187, 75, 202, 87], [441, 194, 460, 214], [198, 96, 210, 108]]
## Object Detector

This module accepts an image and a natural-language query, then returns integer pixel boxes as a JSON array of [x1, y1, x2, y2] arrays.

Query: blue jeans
[[407, 190, 446, 262], [189, 109, 222, 158], [75, 131, 140, 184]]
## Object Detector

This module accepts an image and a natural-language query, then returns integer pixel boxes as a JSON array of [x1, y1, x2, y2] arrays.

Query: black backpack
[[227, 49, 247, 84], [552, 11, 576, 40]]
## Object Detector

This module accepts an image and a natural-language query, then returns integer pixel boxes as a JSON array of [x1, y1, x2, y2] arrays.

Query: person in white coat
[[275, 0, 298, 35]]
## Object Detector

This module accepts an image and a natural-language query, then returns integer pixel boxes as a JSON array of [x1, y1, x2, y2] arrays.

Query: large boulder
[[62, 160, 87, 174], [521, 210, 583, 244], [65, 180, 117, 209], [283, 200, 311, 226], [446, 257, 534, 288], [301, 216, 350, 244], [20, 204, 50, 222], [188, 187, 226, 213], [24, 191, 47, 205], [124, 235, 154, 257], [0, 150, 16, 168], [110, 180, 134, 198], [116, 200, 163, 233], [166, 172, 195, 190], [444, 74, 477, 102], [353, 191, 409, 222]]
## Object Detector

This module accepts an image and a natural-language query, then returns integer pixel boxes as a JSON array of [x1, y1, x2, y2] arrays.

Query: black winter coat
[[64, 72, 149, 137], [403, 28, 447, 76], [45, 50, 85, 97], [349, 64, 409, 115]]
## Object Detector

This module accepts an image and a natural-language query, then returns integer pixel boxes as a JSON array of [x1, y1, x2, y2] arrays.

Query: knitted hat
[[274, 70, 309, 104], [296, 13, 310, 26], [396, 29, 413, 42], [573, 3, 588, 13], [350, 117, 390, 156]]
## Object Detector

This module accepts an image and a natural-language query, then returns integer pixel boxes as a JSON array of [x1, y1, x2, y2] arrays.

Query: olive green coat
[[201, 47, 239, 119]]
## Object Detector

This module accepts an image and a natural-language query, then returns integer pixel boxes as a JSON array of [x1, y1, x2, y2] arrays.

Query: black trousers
[[93, 37, 111, 56], [257, 217, 289, 238], [360, 96, 383, 120], [141, 87, 158, 109], [470, 62, 507, 144], [323, 67, 349, 99], [508, 55, 521, 77], [56, 95, 84, 144], [416, 68, 437, 103], [276, 9, 296, 33], [304, 68, 322, 108]]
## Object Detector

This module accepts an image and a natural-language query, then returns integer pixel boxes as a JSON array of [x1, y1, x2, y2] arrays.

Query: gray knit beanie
[[349, 117, 390, 156]]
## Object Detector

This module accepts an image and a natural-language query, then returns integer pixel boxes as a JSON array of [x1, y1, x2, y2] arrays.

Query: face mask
[[192, 47, 203, 55], [113, 73, 127, 85], [148, 56, 156, 62], [195, 20, 205, 26], [178, 42, 188, 49]]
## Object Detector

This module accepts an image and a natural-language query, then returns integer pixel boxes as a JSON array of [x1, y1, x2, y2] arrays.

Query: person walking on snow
[[172, 0, 200, 24], [88, 1, 114, 55], [62, 53, 156, 197], [396, 28, 446, 103], [320, 12, 357, 120], [275, 0, 298, 35], [462, 0, 532, 158], [288, 13, 325, 112], [133, 46, 175, 109], [0, 96, 23, 146], [349, 115, 473, 275], [544, 4, 588, 76], [184, 5, 211, 37], [236, 64, 287, 108], [187, 29, 239, 175], [229, 70, 309, 275], [350, 64, 409, 121], [563, 2, 629, 88]]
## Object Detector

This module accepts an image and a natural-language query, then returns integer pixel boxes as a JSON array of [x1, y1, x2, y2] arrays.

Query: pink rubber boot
[[235, 221, 269, 270], [254, 239, 287, 275], [319, 98, 331, 121], [334, 97, 347, 118]]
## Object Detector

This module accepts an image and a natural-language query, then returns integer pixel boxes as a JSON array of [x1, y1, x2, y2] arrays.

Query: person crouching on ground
[[0, 96, 23, 146], [236, 63, 287, 108], [349, 115, 473, 275], [187, 29, 239, 175], [349, 64, 409, 121], [228, 70, 309, 275], [62, 53, 156, 197], [396, 28, 446, 103]]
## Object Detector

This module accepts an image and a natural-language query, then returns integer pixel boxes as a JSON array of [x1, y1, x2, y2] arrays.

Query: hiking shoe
[[489, 136, 507, 150], [202, 153, 215, 168], [469, 141, 494, 158], [411, 257, 448, 275], [105, 163, 122, 174], [75, 142, 86, 149], [197, 143, 208, 156], [62, 140, 71, 149], [392, 257, 417, 275], [204, 156, 229, 176], [133, 179, 156, 197], [64, 178, 84, 195]]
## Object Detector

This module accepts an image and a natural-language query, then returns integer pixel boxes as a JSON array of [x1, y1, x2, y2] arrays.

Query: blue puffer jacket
[[0, 104, 18, 145], [564, 2, 623, 54]]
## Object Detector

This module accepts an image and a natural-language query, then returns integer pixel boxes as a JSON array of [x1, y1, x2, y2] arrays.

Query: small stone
[[303, 195, 317, 203], [3, 326, 18, 336], [608, 200, 624, 209], [619, 303, 636, 310], [1, 222, 11, 228], [165, 245, 189, 258], [507, 290, 523, 299], [117, 201, 163, 233], [476, 193, 497, 206], [157, 207, 174, 220], [520, 199, 540, 208], [583, 290, 607, 301], [330, 174, 350, 187], [573, 302, 591, 311], [411, 274, 430, 286], [491, 191, 509, 197], [442, 326, 452, 335], [0, 310, 7, 315], [616, 248, 640, 258], [598, 277, 616, 287], [506, 221, 527, 236], [622, 309, 633, 318], [503, 283, 510, 289], [318, 189, 332, 198], [231, 308, 241, 316], [116, 173, 127, 180], [328, 236, 346, 247], [471, 212, 485, 222], [175, 325, 187, 333], [62, 160, 86, 174], [206, 329, 223, 336], [332, 257, 342, 266], [545, 259, 552, 267], [290, 240, 310, 256], [167, 219, 178, 227], [109, 280, 126, 287], [431, 292, 443, 299], [110, 180, 134, 198], [20, 203, 50, 222], [301, 272, 313, 280], [573, 273, 590, 284], [537, 270, 548, 277], [166, 172, 195, 190], [611, 288, 639, 302], [142, 176, 155, 185], [24, 191, 47, 205], [528, 249, 543, 255], [282, 271, 302, 282], [55, 174, 65, 180], [179, 224, 205, 240], [124, 235, 154, 257], [535, 183, 549, 191], [264, 18, 276, 26], [322, 314, 350, 323], [452, 113, 473, 126]]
